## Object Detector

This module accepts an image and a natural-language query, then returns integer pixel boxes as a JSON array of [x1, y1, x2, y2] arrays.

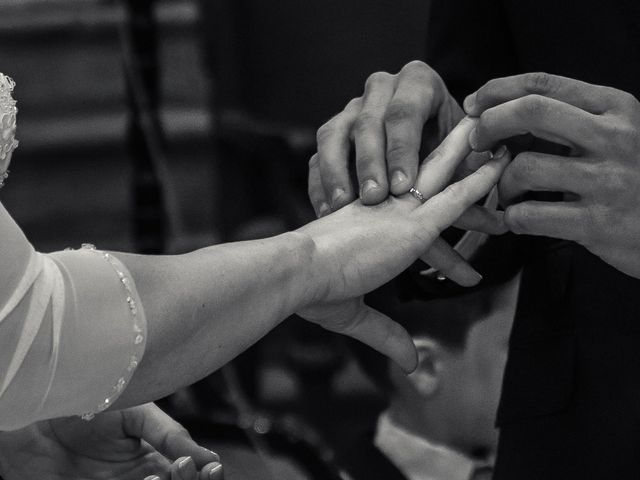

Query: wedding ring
[[409, 187, 426, 204]]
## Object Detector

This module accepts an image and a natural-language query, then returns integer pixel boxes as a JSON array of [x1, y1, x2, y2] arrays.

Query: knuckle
[[522, 94, 548, 117], [525, 72, 555, 94], [386, 140, 411, 164], [355, 153, 377, 173], [365, 71, 394, 91], [402, 60, 430, 75], [509, 153, 536, 183], [345, 96, 363, 112], [316, 121, 336, 143], [600, 118, 638, 153], [504, 205, 529, 234], [353, 111, 382, 135], [384, 100, 420, 127], [577, 161, 599, 188], [598, 161, 628, 196], [442, 182, 463, 199], [613, 89, 638, 110]]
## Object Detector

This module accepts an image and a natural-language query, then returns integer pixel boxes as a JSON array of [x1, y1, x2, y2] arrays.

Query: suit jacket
[[425, 1, 640, 478]]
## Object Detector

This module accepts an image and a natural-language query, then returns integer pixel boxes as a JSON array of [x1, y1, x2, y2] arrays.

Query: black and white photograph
[[0, 1, 639, 479]]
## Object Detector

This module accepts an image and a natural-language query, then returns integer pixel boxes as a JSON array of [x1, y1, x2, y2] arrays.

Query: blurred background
[[0, 0, 431, 477]]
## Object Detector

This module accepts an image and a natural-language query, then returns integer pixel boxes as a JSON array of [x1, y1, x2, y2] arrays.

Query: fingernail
[[209, 462, 223, 479], [202, 447, 220, 462], [468, 128, 479, 150], [390, 170, 408, 188], [360, 179, 379, 198], [331, 188, 345, 208], [178, 456, 196, 477], [463, 92, 477, 114], [403, 351, 419, 375], [468, 270, 483, 286], [318, 202, 331, 217], [493, 145, 508, 159]]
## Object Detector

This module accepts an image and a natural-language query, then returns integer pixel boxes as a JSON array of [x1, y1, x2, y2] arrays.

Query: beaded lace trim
[[76, 244, 145, 420]]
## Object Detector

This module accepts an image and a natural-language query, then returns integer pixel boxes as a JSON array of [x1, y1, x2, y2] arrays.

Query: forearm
[[115, 231, 317, 406]]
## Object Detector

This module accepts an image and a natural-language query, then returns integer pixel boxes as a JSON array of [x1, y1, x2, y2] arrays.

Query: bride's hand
[[0, 403, 223, 480], [297, 117, 510, 373]]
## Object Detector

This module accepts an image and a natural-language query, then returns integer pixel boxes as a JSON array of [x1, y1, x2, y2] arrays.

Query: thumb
[[123, 403, 219, 469], [330, 299, 418, 374]]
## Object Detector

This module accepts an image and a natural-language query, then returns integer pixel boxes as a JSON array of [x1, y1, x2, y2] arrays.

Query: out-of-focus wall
[[0, 0, 214, 252], [206, 0, 430, 127]]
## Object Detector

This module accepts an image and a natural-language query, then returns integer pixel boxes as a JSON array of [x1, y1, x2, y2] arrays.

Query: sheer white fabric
[[0, 206, 148, 430], [0, 72, 147, 430]]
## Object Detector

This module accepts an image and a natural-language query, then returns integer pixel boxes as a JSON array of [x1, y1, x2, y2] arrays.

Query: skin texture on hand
[[0, 403, 223, 480], [464, 72, 640, 279], [315, 60, 464, 208], [300, 117, 510, 373], [311, 61, 506, 286]]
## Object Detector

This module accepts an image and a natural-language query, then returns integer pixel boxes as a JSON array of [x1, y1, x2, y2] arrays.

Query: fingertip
[[192, 447, 220, 467], [360, 180, 388, 205], [389, 169, 411, 195], [330, 187, 348, 210], [493, 144, 508, 160], [205, 462, 223, 480], [177, 456, 196, 479], [449, 264, 483, 287], [467, 271, 483, 287], [463, 92, 479, 116], [404, 346, 419, 375], [318, 202, 331, 217], [389, 321, 419, 374]]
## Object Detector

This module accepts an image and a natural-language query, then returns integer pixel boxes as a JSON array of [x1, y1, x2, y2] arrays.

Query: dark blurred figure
[[424, 2, 640, 479], [338, 237, 522, 480]]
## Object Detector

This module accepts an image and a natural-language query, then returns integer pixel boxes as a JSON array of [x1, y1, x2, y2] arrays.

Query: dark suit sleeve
[[425, 0, 519, 103]]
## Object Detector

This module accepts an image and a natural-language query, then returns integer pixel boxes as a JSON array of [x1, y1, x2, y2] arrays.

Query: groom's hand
[[309, 61, 506, 286], [464, 72, 640, 279], [313, 61, 463, 210]]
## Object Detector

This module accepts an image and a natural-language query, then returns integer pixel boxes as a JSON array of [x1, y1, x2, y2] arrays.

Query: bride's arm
[[0, 116, 507, 428], [114, 232, 316, 406], [113, 117, 508, 409]]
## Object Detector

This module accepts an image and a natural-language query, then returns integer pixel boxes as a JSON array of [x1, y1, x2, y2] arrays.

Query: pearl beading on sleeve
[[77, 244, 146, 421]]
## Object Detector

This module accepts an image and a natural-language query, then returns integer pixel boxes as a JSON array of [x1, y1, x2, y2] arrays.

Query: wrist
[[279, 230, 326, 311]]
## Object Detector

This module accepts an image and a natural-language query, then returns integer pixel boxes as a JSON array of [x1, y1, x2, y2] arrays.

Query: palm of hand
[[297, 196, 432, 373], [0, 412, 165, 480]]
